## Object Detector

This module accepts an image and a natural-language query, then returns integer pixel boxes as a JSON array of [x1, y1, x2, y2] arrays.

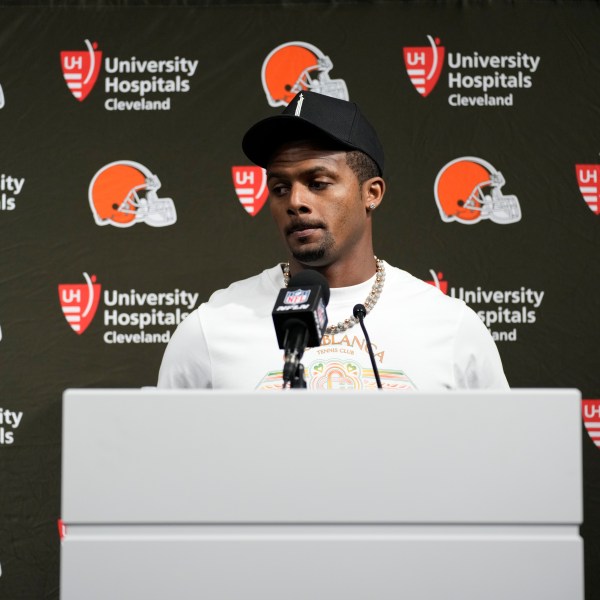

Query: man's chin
[[291, 247, 327, 264]]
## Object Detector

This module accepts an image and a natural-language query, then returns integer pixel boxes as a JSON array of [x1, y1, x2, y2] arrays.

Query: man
[[158, 91, 508, 390]]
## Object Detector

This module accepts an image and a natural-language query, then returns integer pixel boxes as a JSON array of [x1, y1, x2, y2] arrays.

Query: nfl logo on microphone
[[284, 289, 311, 305]]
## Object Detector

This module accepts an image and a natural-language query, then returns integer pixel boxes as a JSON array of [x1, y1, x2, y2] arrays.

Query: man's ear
[[363, 177, 385, 211]]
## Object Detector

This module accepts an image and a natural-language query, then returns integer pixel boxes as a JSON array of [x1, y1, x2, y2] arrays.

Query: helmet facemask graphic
[[291, 55, 349, 101], [467, 172, 521, 224], [89, 161, 177, 228], [139, 190, 177, 227], [485, 171, 521, 223]]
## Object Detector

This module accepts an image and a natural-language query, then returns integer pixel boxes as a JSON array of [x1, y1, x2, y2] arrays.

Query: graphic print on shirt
[[254, 332, 417, 391]]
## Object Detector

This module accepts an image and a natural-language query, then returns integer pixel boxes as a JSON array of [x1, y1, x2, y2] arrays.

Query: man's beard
[[292, 247, 326, 263], [291, 232, 334, 264]]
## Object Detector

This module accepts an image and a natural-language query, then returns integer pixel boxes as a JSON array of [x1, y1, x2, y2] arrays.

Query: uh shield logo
[[58, 273, 101, 334], [60, 39, 102, 101], [425, 270, 448, 294], [575, 164, 600, 215], [403, 35, 445, 98], [231, 166, 268, 216], [583, 400, 600, 450]]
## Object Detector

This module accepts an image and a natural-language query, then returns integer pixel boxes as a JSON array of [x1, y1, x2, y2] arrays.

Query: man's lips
[[286, 222, 325, 237]]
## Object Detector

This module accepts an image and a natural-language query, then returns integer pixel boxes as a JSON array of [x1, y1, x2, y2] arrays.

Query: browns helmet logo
[[434, 157, 521, 225], [88, 161, 177, 228], [261, 41, 349, 107]]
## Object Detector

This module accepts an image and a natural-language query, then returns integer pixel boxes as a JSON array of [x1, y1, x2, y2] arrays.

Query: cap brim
[[242, 115, 361, 170]]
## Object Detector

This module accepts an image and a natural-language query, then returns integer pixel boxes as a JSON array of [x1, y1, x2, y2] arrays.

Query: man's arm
[[452, 305, 510, 389], [157, 310, 212, 389]]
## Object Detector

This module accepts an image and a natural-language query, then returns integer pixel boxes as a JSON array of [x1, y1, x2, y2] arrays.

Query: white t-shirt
[[157, 262, 509, 391]]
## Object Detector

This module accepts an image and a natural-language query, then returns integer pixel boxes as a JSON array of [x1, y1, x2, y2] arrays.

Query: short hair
[[345, 150, 380, 184]]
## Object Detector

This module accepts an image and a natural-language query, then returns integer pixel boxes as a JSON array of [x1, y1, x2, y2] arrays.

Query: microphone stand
[[289, 362, 307, 389], [353, 304, 383, 390], [282, 321, 309, 389]]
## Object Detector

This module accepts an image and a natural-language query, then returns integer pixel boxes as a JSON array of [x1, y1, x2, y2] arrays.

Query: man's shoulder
[[384, 262, 465, 309], [204, 264, 283, 308]]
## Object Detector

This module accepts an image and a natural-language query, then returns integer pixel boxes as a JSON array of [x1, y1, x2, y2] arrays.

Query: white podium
[[61, 389, 583, 600]]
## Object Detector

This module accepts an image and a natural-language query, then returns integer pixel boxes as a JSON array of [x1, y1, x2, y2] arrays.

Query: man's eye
[[310, 181, 328, 190], [270, 185, 289, 196]]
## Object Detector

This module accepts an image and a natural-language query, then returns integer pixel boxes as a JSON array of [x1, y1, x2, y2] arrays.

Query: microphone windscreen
[[272, 269, 330, 349], [353, 303, 367, 319], [288, 270, 330, 306]]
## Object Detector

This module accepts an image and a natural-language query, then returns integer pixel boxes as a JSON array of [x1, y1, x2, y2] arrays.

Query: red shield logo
[[60, 40, 102, 101], [403, 35, 445, 98], [231, 166, 268, 216], [575, 164, 600, 215], [58, 273, 101, 334], [583, 400, 600, 450], [425, 270, 448, 294]]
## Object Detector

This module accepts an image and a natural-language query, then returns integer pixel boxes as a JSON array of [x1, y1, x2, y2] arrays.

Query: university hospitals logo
[[89, 161, 177, 228], [0, 173, 25, 212], [261, 41, 349, 107], [58, 272, 199, 344], [425, 268, 545, 343], [404, 35, 540, 107], [575, 164, 600, 215], [434, 157, 521, 224], [583, 400, 600, 450], [403, 35, 445, 97], [60, 39, 197, 111], [60, 40, 102, 101], [231, 166, 268, 216], [58, 273, 101, 334]]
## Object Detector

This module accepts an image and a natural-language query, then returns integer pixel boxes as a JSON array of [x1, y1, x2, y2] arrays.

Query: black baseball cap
[[242, 91, 385, 176]]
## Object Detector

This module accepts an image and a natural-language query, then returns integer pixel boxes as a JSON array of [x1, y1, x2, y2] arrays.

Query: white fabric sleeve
[[157, 309, 212, 389], [453, 305, 510, 389]]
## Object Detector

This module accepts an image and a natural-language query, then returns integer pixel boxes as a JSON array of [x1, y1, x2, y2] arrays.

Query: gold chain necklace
[[282, 257, 386, 335]]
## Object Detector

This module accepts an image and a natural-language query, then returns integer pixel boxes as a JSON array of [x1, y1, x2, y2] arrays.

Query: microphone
[[353, 304, 382, 390], [272, 270, 330, 388]]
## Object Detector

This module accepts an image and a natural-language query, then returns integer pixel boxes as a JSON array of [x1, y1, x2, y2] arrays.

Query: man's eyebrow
[[267, 166, 338, 181], [266, 170, 286, 182]]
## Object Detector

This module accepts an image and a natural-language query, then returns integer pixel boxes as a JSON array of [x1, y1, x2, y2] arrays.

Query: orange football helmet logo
[[88, 161, 177, 228], [434, 157, 521, 224], [262, 41, 349, 107]]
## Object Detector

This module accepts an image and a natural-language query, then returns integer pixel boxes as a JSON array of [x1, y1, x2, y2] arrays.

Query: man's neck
[[288, 254, 378, 288]]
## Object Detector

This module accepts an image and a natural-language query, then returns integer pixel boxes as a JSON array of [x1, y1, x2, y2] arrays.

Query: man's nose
[[287, 184, 311, 215]]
